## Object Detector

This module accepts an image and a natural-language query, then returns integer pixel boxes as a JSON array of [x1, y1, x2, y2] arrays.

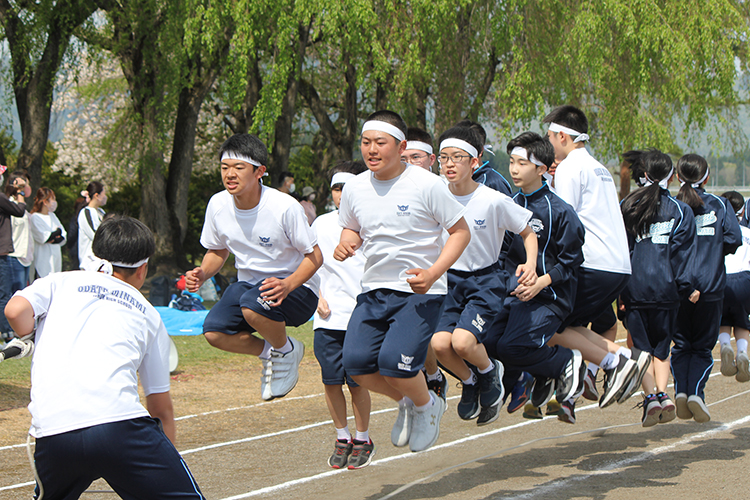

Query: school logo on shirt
[[529, 218, 544, 234], [473, 219, 487, 230], [396, 204, 411, 216], [594, 167, 614, 182], [695, 211, 717, 236], [398, 353, 414, 371], [258, 236, 272, 247], [637, 219, 675, 244], [472, 313, 485, 332]]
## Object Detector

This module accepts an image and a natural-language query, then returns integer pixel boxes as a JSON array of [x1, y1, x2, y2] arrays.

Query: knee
[[204, 331, 225, 348], [431, 332, 453, 358], [452, 331, 477, 357]]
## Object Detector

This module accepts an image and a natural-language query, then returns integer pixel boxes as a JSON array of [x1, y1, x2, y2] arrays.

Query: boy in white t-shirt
[[311, 160, 373, 469], [4, 215, 204, 499], [186, 133, 323, 401], [401, 127, 437, 173], [431, 126, 538, 426], [335, 110, 470, 453]]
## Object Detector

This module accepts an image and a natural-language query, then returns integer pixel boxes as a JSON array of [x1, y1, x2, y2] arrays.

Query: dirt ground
[[1, 335, 749, 500]]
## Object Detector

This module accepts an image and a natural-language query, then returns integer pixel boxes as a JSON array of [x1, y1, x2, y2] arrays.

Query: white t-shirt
[[200, 185, 320, 292], [725, 225, 750, 274], [30, 212, 66, 277], [77, 206, 105, 269], [311, 210, 365, 331], [450, 184, 532, 272], [9, 210, 33, 266], [338, 165, 466, 294], [17, 271, 171, 438], [553, 148, 631, 274]]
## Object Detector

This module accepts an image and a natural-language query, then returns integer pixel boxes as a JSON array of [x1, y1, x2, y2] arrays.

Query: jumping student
[[672, 154, 741, 422], [455, 119, 513, 197], [4, 215, 205, 499], [311, 160, 374, 469], [543, 105, 650, 409], [619, 150, 698, 427], [484, 131, 587, 424], [718, 191, 750, 383], [401, 127, 437, 173], [335, 110, 470, 453], [431, 126, 538, 426], [186, 133, 323, 401]]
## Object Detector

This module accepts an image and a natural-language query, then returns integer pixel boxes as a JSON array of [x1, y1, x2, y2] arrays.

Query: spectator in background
[[300, 186, 317, 225], [77, 181, 107, 269], [0, 165, 28, 341], [30, 187, 67, 278], [6, 171, 34, 292], [278, 171, 296, 196]]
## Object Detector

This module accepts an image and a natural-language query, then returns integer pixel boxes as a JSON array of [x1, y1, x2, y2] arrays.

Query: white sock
[[414, 393, 436, 412], [355, 430, 370, 443], [462, 373, 477, 385], [425, 370, 442, 382], [600, 352, 618, 371], [259, 340, 273, 360], [336, 426, 351, 442], [587, 363, 599, 375], [718, 332, 732, 346], [738, 339, 748, 353], [273, 338, 292, 354], [616, 347, 632, 359], [477, 361, 494, 374]]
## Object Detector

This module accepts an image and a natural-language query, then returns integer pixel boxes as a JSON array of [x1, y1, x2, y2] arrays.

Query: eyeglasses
[[438, 154, 472, 164], [401, 154, 429, 163]]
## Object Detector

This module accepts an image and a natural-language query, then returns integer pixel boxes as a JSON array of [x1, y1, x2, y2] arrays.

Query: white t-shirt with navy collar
[[200, 185, 320, 293], [338, 165, 466, 295]]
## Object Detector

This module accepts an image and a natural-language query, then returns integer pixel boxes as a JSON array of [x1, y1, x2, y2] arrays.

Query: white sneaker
[[720, 343, 738, 376], [675, 392, 692, 420], [391, 403, 413, 447], [409, 391, 446, 452], [687, 395, 710, 423], [736, 351, 750, 383], [260, 357, 273, 401], [268, 336, 304, 399]]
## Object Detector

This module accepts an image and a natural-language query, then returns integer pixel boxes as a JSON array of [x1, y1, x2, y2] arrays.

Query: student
[[278, 171, 296, 196], [335, 110, 470, 453], [311, 160, 373, 469], [4, 215, 205, 499], [619, 150, 698, 427], [186, 133, 323, 401], [6, 171, 33, 293], [718, 191, 750, 383], [77, 181, 107, 269], [1, 166, 27, 342], [672, 154, 742, 422], [401, 127, 437, 173], [454, 120, 513, 197], [30, 187, 67, 278], [431, 126, 538, 426]]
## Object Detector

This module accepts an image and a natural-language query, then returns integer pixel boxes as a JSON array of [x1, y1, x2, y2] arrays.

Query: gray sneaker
[[409, 392, 446, 452], [391, 403, 412, 447], [268, 336, 305, 399], [260, 357, 273, 401], [720, 343, 737, 376], [687, 395, 710, 423], [675, 392, 692, 420], [736, 351, 750, 383]]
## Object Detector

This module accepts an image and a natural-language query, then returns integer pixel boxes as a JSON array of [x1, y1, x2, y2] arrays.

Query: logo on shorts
[[256, 296, 272, 311], [398, 353, 414, 371], [472, 313, 485, 332], [696, 211, 717, 236], [529, 218, 544, 234], [396, 204, 411, 216], [258, 236, 272, 247], [473, 219, 486, 229]]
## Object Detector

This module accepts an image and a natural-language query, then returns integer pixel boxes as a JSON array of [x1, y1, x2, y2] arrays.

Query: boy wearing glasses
[[401, 127, 437, 173], [335, 110, 470, 453], [431, 126, 539, 426]]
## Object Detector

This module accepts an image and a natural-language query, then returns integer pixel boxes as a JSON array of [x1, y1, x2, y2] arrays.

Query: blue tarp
[[156, 306, 209, 336]]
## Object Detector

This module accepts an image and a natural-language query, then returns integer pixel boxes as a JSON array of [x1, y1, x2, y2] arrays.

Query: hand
[[259, 277, 292, 306], [317, 297, 331, 319], [510, 280, 544, 302], [689, 290, 701, 303], [185, 267, 205, 293], [515, 263, 538, 286], [333, 241, 357, 261], [405, 268, 436, 294]]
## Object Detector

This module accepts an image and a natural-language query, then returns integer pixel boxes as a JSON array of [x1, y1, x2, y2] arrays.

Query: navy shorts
[[590, 306, 617, 334], [435, 265, 507, 343], [560, 268, 629, 331], [721, 272, 750, 329], [314, 328, 358, 387], [625, 307, 678, 360], [343, 289, 443, 379], [203, 281, 317, 335], [33, 417, 204, 500]]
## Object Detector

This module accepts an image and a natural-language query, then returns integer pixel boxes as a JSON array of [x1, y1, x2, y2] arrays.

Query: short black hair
[[454, 119, 486, 146], [364, 110, 408, 140], [330, 159, 366, 178], [406, 127, 433, 147], [543, 105, 589, 137], [721, 190, 745, 214], [506, 132, 554, 169], [438, 126, 482, 158], [278, 171, 294, 185], [219, 133, 268, 167], [92, 215, 155, 275]]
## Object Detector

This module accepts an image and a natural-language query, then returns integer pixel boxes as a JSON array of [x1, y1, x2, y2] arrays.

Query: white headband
[[483, 144, 495, 156], [678, 168, 709, 188], [549, 122, 590, 143], [331, 172, 355, 187], [221, 151, 262, 167], [510, 147, 545, 167], [82, 257, 149, 275], [439, 138, 478, 158], [405, 141, 433, 155], [361, 121, 406, 142], [642, 167, 674, 190]]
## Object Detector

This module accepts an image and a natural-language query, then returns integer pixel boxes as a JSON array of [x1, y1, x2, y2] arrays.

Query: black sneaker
[[599, 355, 637, 408], [530, 376, 556, 408], [476, 403, 500, 426], [426, 370, 448, 402], [657, 392, 675, 423], [347, 439, 375, 469], [556, 350, 584, 403], [328, 439, 353, 469], [507, 372, 534, 414], [457, 380, 481, 420], [617, 348, 652, 404], [557, 399, 576, 424], [478, 359, 505, 409], [582, 370, 599, 401], [640, 393, 661, 427]]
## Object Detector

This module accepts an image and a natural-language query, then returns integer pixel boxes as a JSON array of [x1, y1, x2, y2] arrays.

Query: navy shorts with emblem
[[721, 271, 750, 329], [435, 264, 507, 343], [625, 307, 678, 360], [314, 328, 358, 387], [560, 268, 629, 331], [203, 281, 317, 335], [343, 289, 443, 379]]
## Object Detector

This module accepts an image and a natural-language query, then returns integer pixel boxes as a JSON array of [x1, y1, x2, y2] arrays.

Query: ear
[[136, 262, 149, 281], [470, 157, 480, 170], [398, 140, 407, 155]]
